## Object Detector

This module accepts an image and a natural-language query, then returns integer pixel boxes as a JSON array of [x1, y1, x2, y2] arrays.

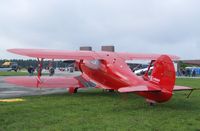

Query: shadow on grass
[[21, 90, 200, 112], [37, 91, 140, 100]]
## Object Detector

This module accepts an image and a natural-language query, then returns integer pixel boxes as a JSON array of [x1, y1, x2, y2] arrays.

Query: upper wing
[[116, 52, 180, 60], [7, 48, 179, 60], [7, 49, 100, 60]]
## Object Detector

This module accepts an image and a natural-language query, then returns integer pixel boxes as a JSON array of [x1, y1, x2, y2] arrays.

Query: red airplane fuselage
[[78, 56, 175, 103]]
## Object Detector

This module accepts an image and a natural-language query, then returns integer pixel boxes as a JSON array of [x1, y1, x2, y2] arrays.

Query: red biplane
[[5, 49, 193, 104]]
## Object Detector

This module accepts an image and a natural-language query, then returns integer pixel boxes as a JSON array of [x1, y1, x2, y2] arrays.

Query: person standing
[[49, 67, 55, 76], [28, 66, 34, 76], [192, 69, 196, 77]]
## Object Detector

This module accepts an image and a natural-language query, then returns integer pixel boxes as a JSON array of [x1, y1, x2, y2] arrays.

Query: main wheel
[[69, 87, 79, 94], [74, 88, 78, 93]]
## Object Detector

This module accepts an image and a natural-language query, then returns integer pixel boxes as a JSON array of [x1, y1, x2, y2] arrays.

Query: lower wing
[[4, 76, 97, 89]]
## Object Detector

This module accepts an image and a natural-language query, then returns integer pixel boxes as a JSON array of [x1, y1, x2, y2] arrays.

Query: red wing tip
[[7, 49, 14, 52], [7, 48, 22, 53], [173, 86, 193, 91]]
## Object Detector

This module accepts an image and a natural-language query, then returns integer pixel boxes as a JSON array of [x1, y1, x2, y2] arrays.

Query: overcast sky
[[0, 0, 200, 59]]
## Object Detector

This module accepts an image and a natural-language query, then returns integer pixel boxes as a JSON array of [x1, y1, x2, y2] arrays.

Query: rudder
[[150, 55, 176, 93], [141, 55, 176, 103]]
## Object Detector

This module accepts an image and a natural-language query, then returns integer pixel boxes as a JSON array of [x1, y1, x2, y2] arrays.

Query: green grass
[[0, 71, 29, 76], [0, 71, 48, 76], [0, 78, 200, 131]]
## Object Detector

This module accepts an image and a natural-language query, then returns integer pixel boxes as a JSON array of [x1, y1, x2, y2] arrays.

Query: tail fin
[[150, 55, 176, 93], [141, 55, 176, 102], [119, 55, 193, 103]]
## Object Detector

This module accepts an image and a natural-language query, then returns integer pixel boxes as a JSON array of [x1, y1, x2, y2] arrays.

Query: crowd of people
[[177, 68, 197, 77], [27, 66, 55, 76]]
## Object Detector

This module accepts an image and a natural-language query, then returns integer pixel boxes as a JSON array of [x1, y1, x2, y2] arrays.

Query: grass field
[[0, 71, 48, 76], [0, 78, 200, 131], [0, 71, 29, 76]]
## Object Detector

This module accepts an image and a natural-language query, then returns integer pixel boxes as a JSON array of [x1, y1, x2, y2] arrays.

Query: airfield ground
[[0, 70, 78, 98], [0, 71, 29, 76], [0, 72, 199, 130]]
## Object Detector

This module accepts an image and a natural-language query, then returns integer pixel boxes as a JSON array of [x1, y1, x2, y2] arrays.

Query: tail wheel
[[103, 89, 115, 92], [146, 99, 156, 106]]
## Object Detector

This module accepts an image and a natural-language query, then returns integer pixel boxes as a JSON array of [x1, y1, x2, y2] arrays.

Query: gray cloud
[[0, 0, 200, 59]]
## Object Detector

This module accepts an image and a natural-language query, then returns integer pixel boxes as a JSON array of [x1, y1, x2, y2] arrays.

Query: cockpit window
[[90, 60, 100, 66]]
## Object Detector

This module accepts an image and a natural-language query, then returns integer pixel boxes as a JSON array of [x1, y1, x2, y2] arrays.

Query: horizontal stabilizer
[[118, 85, 161, 93], [4, 76, 83, 88], [173, 86, 193, 91]]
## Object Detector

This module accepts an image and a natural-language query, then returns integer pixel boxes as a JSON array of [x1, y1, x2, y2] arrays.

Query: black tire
[[74, 88, 78, 93]]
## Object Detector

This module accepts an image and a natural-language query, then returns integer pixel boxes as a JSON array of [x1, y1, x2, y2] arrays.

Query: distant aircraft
[[0, 61, 18, 72], [5, 49, 193, 105]]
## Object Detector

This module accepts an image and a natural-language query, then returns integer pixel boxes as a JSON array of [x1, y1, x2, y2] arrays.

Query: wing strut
[[143, 60, 155, 81], [36, 58, 44, 88]]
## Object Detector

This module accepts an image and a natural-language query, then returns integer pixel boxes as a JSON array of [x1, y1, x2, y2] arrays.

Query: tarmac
[[0, 71, 81, 98]]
